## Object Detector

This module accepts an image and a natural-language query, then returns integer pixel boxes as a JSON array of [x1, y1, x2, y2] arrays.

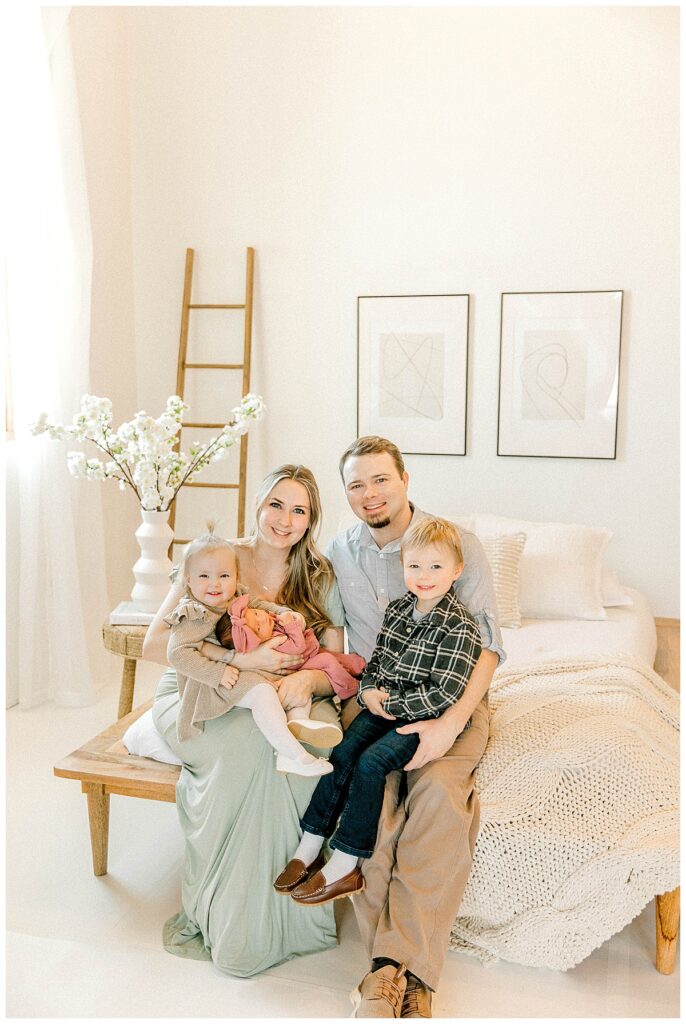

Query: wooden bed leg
[[656, 887, 680, 974], [82, 782, 110, 876]]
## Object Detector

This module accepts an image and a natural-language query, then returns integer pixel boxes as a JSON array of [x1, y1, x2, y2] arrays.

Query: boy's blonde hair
[[400, 516, 464, 565], [176, 523, 237, 581]]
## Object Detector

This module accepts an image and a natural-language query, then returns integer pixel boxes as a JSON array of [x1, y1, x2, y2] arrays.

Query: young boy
[[274, 516, 482, 905]]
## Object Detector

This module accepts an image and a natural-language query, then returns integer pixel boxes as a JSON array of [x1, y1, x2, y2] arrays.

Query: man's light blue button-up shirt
[[326, 505, 506, 665]]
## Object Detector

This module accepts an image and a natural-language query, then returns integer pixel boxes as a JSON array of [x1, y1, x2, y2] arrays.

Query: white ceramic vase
[[130, 509, 174, 613]]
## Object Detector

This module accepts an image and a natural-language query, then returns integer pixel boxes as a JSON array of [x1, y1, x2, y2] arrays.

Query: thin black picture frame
[[496, 289, 624, 460]]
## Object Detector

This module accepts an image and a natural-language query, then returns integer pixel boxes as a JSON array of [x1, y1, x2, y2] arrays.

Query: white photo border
[[357, 293, 470, 456], [497, 290, 624, 460]]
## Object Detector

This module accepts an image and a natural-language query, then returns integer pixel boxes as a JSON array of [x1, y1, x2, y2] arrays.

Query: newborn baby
[[216, 594, 365, 747]]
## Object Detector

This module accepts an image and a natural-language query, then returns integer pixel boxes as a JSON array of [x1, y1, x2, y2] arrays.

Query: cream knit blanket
[[450, 655, 679, 970]]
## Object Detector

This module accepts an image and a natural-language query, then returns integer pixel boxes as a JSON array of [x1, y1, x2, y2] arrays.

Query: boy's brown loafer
[[290, 866, 365, 905], [273, 851, 326, 894]]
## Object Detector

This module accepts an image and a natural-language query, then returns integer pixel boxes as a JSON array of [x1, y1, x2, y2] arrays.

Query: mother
[[143, 464, 345, 976]]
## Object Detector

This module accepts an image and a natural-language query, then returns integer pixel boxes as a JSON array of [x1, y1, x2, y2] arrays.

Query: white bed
[[500, 587, 657, 672], [450, 584, 677, 972]]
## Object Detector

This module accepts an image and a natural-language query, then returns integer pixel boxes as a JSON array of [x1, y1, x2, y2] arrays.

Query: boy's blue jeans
[[300, 708, 421, 859]]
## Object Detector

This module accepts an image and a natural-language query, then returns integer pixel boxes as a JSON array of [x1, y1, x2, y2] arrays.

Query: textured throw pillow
[[480, 532, 527, 629], [474, 513, 611, 621], [602, 567, 634, 608]]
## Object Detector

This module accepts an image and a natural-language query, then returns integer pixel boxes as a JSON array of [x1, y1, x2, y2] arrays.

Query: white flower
[[30, 413, 49, 435], [33, 392, 264, 511], [67, 451, 87, 477], [85, 459, 106, 481]]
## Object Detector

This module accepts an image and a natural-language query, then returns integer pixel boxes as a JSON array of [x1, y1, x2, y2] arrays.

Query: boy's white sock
[[321, 849, 359, 884], [236, 684, 317, 763], [292, 831, 324, 867]]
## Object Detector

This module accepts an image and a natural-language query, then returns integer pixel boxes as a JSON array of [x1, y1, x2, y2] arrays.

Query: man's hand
[[396, 714, 465, 771], [361, 688, 396, 720], [277, 610, 307, 631]]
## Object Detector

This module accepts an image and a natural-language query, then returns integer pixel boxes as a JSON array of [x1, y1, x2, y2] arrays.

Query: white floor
[[6, 661, 680, 1019]]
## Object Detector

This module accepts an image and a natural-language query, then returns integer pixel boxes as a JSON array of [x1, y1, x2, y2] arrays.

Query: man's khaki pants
[[353, 695, 490, 991]]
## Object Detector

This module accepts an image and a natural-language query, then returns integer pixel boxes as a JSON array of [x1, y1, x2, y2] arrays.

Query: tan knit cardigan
[[165, 590, 288, 743]]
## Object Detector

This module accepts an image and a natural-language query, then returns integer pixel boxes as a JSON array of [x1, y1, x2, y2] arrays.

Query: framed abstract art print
[[497, 290, 623, 459], [357, 293, 470, 456]]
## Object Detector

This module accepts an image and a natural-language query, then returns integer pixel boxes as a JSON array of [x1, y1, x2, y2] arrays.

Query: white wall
[[6, 449, 20, 707], [70, 6, 140, 607], [75, 6, 679, 615]]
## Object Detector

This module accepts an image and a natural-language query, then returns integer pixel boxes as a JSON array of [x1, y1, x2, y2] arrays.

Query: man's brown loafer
[[273, 852, 326, 894], [401, 975, 433, 1017], [351, 964, 407, 1018], [290, 866, 365, 905]]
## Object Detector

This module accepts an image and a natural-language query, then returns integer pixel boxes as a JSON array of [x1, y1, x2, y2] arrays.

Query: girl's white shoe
[[287, 719, 343, 749], [275, 753, 334, 777]]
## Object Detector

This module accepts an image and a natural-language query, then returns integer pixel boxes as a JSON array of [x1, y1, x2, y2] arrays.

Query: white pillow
[[435, 513, 475, 533], [474, 513, 611, 621], [480, 532, 527, 629], [602, 567, 634, 608], [122, 708, 183, 766]]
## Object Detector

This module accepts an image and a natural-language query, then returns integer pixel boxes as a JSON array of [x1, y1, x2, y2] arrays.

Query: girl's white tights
[[286, 697, 312, 723], [235, 683, 317, 763]]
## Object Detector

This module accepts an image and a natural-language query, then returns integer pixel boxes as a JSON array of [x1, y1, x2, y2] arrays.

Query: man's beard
[[367, 516, 391, 530]]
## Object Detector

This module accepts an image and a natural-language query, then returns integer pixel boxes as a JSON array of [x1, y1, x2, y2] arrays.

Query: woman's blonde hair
[[400, 516, 464, 565], [250, 465, 335, 637], [175, 524, 237, 583]]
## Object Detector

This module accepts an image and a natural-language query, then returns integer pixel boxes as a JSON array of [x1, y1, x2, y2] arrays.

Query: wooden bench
[[54, 701, 179, 876], [54, 700, 680, 975]]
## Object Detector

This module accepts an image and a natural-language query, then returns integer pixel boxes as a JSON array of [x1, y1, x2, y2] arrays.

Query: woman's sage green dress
[[152, 587, 345, 977]]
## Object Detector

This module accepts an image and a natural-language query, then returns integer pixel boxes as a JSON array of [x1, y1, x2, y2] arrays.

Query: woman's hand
[[201, 642, 229, 663], [276, 669, 326, 710], [232, 635, 305, 675], [361, 687, 396, 720]]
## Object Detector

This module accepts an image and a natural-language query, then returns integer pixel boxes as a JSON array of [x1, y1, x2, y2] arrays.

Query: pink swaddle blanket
[[228, 593, 365, 700]]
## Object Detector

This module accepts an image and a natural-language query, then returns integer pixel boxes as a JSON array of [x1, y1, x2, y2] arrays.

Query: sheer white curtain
[[4, 7, 110, 707]]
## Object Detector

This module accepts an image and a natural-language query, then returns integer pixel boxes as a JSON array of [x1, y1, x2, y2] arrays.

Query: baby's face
[[244, 606, 275, 642], [186, 549, 238, 608]]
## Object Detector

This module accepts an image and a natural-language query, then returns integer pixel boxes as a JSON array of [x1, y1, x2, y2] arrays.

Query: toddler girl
[[165, 529, 333, 777]]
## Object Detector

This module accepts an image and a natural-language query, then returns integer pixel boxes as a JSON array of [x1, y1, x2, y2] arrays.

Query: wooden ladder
[[169, 246, 255, 546]]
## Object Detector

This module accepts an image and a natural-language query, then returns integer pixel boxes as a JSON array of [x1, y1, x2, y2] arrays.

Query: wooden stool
[[101, 622, 148, 719]]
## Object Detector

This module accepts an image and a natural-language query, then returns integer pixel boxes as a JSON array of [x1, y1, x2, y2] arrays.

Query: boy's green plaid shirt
[[357, 589, 482, 723]]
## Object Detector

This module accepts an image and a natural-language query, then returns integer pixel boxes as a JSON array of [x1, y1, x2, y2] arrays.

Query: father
[[327, 436, 504, 1018]]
